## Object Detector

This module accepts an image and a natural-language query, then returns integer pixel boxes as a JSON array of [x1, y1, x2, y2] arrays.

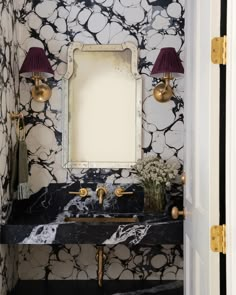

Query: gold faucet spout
[[96, 187, 107, 205], [98, 190, 104, 205]]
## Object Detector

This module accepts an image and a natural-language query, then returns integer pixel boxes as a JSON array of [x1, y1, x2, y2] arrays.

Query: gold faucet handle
[[115, 187, 134, 198], [69, 188, 89, 198]]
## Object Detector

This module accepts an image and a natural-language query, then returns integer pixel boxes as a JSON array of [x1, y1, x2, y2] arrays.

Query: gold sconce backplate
[[31, 84, 52, 102], [31, 74, 52, 102], [153, 82, 173, 103], [153, 73, 173, 103]]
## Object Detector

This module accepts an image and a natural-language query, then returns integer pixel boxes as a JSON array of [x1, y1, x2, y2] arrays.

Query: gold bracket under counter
[[96, 246, 107, 287]]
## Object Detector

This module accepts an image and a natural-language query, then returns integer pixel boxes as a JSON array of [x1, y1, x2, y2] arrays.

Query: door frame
[[184, 1, 221, 294], [226, 0, 236, 294]]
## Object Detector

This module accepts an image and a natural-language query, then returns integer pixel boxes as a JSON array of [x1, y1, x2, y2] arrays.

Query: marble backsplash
[[10, 183, 144, 219], [9, 182, 182, 220]]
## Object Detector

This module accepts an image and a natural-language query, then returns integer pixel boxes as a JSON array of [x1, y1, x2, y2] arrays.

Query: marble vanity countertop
[[0, 213, 183, 245]]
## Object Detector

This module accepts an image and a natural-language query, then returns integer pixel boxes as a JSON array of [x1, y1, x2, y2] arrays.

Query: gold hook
[[10, 112, 24, 120]]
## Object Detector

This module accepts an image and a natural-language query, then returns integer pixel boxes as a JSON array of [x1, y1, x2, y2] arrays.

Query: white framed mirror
[[62, 42, 142, 168]]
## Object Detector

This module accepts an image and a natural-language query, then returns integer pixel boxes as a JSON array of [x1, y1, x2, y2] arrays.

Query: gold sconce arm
[[69, 188, 89, 198], [114, 187, 134, 198]]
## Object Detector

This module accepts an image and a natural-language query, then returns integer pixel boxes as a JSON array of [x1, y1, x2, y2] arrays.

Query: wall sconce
[[151, 47, 184, 103], [19, 47, 54, 103]]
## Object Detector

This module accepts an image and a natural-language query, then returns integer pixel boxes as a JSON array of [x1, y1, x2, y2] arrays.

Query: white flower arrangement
[[132, 156, 178, 188]]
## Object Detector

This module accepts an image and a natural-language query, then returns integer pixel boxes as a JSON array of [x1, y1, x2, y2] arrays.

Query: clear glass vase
[[143, 184, 166, 213]]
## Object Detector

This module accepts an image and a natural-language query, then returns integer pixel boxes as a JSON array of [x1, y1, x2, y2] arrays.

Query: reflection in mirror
[[63, 42, 142, 168]]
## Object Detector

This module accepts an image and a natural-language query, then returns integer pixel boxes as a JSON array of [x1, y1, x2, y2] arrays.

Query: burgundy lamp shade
[[19, 47, 54, 77], [151, 47, 184, 76]]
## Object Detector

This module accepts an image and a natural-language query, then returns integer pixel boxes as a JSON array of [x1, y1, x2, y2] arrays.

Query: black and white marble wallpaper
[[16, 0, 184, 283], [0, 0, 19, 294], [18, 244, 183, 281], [14, 0, 185, 193]]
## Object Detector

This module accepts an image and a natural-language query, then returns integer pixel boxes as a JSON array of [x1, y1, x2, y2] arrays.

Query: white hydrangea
[[132, 156, 178, 188]]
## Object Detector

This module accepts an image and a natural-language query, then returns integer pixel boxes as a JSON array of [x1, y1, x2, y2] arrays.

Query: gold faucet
[[96, 187, 107, 205]]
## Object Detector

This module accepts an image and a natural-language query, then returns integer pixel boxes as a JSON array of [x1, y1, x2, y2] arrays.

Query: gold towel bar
[[64, 217, 139, 223], [10, 112, 24, 120]]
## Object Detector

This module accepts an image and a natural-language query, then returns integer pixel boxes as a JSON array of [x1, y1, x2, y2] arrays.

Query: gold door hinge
[[211, 36, 227, 65], [211, 224, 226, 254]]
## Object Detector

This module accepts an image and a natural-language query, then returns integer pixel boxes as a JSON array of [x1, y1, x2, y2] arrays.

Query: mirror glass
[[63, 42, 142, 168]]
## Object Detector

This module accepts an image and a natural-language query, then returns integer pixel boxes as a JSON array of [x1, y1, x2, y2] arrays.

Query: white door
[[184, 0, 221, 294]]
